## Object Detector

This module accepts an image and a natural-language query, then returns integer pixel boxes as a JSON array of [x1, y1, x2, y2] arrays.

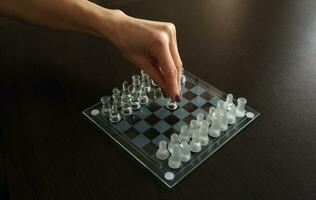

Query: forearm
[[0, 0, 122, 39]]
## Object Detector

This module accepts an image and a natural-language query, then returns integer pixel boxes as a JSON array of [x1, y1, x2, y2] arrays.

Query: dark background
[[1, 0, 316, 199]]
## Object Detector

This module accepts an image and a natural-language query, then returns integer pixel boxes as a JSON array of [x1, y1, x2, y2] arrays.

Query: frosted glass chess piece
[[100, 96, 111, 115], [224, 93, 234, 109], [156, 140, 170, 160], [153, 87, 163, 99], [168, 134, 179, 153], [206, 107, 216, 122], [166, 98, 178, 110], [198, 125, 209, 146], [196, 112, 205, 126], [227, 104, 237, 124], [178, 125, 190, 142], [121, 81, 131, 101], [189, 120, 199, 138], [219, 110, 228, 131], [109, 104, 121, 123], [140, 87, 149, 105], [112, 87, 121, 108], [168, 144, 182, 169], [217, 100, 225, 113], [189, 132, 202, 152], [121, 95, 133, 116], [236, 97, 247, 117], [209, 117, 221, 138], [141, 72, 151, 93], [179, 141, 191, 162]]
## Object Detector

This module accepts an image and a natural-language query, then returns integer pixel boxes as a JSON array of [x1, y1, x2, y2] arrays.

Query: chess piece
[[196, 112, 205, 126], [141, 73, 151, 93], [219, 111, 228, 131], [189, 132, 202, 152], [121, 81, 131, 101], [153, 87, 163, 99], [109, 104, 121, 123], [168, 134, 179, 153], [180, 72, 186, 86], [227, 104, 236, 124], [224, 93, 234, 109], [156, 140, 170, 160], [206, 107, 216, 122], [100, 96, 111, 115], [166, 98, 178, 110], [140, 87, 149, 105], [131, 75, 141, 95], [236, 97, 247, 118], [217, 100, 225, 113], [179, 141, 191, 162], [198, 125, 209, 146], [178, 125, 190, 142], [189, 120, 199, 138], [121, 95, 133, 116], [168, 144, 182, 169], [209, 117, 221, 137], [112, 87, 121, 108]]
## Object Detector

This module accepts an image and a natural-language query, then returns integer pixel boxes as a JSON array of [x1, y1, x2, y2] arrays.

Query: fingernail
[[175, 95, 181, 102]]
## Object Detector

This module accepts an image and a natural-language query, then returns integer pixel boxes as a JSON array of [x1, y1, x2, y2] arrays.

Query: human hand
[[100, 11, 183, 101]]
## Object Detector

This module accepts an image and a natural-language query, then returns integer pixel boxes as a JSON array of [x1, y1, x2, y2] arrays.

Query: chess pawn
[[121, 81, 132, 101], [166, 98, 178, 110], [100, 96, 111, 115], [140, 87, 149, 105], [156, 140, 170, 160], [180, 72, 186, 86], [206, 107, 216, 122], [224, 93, 234, 109], [236, 97, 247, 118], [227, 104, 237, 124], [179, 141, 191, 162], [141, 73, 151, 93], [131, 92, 141, 110], [189, 120, 199, 138], [209, 117, 221, 138], [189, 132, 202, 153], [219, 111, 228, 131], [112, 87, 122, 108], [168, 144, 182, 169], [109, 104, 121, 123], [198, 125, 209, 146], [168, 134, 179, 153], [196, 112, 205, 126], [178, 125, 190, 142], [121, 96, 133, 116]]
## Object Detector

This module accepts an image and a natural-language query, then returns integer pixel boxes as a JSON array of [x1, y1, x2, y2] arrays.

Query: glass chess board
[[82, 71, 259, 188]]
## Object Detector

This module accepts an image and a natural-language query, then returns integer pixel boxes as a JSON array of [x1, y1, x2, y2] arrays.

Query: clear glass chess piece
[[153, 87, 163, 99], [141, 73, 151, 93], [236, 97, 247, 118], [109, 104, 121, 123], [166, 98, 178, 110], [140, 87, 149, 105], [156, 140, 170, 160], [100, 96, 111, 115], [112, 87, 121, 109], [121, 81, 131, 101], [121, 95, 133, 116], [180, 71, 186, 86]]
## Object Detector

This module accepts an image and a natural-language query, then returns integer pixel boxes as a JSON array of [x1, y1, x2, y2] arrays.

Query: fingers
[[153, 39, 180, 101]]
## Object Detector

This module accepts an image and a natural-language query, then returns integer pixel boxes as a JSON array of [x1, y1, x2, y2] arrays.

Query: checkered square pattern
[[102, 78, 220, 157]]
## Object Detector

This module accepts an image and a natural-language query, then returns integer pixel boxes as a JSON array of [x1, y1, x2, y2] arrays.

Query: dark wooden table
[[1, 0, 316, 199]]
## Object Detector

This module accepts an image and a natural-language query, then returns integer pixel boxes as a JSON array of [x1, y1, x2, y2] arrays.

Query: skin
[[0, 0, 183, 100]]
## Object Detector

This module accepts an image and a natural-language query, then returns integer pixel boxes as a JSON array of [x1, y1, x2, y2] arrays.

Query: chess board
[[83, 71, 259, 188]]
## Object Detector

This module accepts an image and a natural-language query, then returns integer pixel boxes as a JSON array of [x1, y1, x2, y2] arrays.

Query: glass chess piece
[[227, 104, 237, 124], [168, 133, 179, 153], [156, 140, 170, 160], [236, 97, 247, 118], [178, 125, 190, 142], [168, 144, 182, 169], [219, 110, 228, 131], [189, 131, 202, 153], [141, 72, 151, 93], [140, 87, 149, 105], [166, 98, 178, 110], [206, 107, 216, 123], [209, 116, 221, 137], [131, 75, 142, 110], [153, 87, 164, 99], [198, 125, 209, 146], [112, 87, 122, 109], [121, 95, 133, 116], [179, 141, 191, 162], [109, 104, 121, 123], [224, 93, 234, 109], [100, 96, 111, 115], [180, 71, 186, 86], [121, 81, 132, 101], [189, 120, 199, 138], [196, 112, 205, 126]]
